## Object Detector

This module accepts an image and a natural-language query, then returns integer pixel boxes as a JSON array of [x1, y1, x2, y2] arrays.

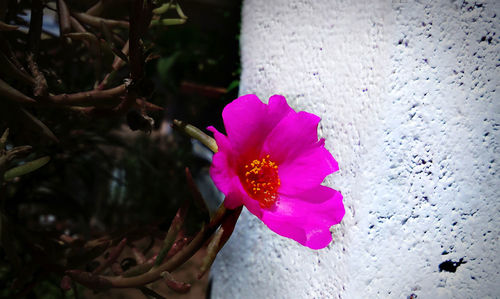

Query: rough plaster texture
[[211, 0, 500, 298]]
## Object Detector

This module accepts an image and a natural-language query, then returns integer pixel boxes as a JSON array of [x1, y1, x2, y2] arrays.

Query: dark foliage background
[[0, 0, 241, 297]]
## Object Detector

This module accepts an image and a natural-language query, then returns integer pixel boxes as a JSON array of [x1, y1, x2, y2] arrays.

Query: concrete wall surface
[[211, 0, 499, 298]]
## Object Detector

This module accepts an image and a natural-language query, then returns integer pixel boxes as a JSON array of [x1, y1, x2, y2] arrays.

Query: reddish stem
[[92, 238, 127, 275]]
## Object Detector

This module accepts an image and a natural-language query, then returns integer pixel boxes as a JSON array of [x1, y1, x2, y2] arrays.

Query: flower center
[[241, 155, 280, 209]]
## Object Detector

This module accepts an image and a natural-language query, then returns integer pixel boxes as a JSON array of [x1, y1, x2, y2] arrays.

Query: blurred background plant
[[0, 0, 241, 298]]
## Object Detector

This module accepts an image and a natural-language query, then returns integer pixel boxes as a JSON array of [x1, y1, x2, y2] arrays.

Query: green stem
[[173, 119, 218, 153]]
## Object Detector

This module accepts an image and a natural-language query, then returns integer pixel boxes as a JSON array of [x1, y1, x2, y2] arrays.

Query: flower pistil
[[241, 154, 280, 209]]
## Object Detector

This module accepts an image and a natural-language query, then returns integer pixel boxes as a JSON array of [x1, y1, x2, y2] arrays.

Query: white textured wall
[[211, 0, 500, 298]]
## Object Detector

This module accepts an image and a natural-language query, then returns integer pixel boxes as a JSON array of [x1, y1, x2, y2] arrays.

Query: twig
[[70, 98, 162, 117], [0, 51, 35, 86], [57, 0, 71, 35], [70, 16, 87, 33], [47, 84, 126, 106], [0, 78, 37, 104], [16, 107, 59, 143], [86, 0, 104, 16], [72, 11, 129, 29], [0, 21, 18, 31]]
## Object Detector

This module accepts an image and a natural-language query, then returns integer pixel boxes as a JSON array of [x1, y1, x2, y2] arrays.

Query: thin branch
[[47, 84, 126, 106], [70, 16, 87, 33], [57, 0, 71, 35], [0, 51, 35, 86], [86, 0, 104, 16], [0, 78, 37, 104], [70, 98, 163, 117], [72, 11, 129, 29], [0, 21, 18, 31]]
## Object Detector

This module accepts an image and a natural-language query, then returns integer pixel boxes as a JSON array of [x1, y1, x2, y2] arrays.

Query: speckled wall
[[211, 0, 499, 298]]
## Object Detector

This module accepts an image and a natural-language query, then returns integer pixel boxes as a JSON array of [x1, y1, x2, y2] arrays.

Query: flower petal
[[278, 140, 338, 195], [208, 125, 266, 213], [262, 109, 339, 193], [260, 186, 344, 249], [222, 94, 292, 158], [229, 178, 263, 218], [223, 176, 245, 209], [207, 126, 242, 209]]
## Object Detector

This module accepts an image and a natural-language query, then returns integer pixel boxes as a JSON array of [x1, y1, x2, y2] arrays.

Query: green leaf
[[4, 156, 50, 180]]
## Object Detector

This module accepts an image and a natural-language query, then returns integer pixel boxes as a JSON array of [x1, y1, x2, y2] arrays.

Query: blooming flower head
[[208, 94, 344, 249]]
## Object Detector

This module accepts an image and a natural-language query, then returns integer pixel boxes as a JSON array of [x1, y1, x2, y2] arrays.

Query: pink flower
[[208, 94, 345, 249]]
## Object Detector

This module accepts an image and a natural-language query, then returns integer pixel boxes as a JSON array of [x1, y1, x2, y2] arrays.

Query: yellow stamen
[[240, 155, 280, 209]]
